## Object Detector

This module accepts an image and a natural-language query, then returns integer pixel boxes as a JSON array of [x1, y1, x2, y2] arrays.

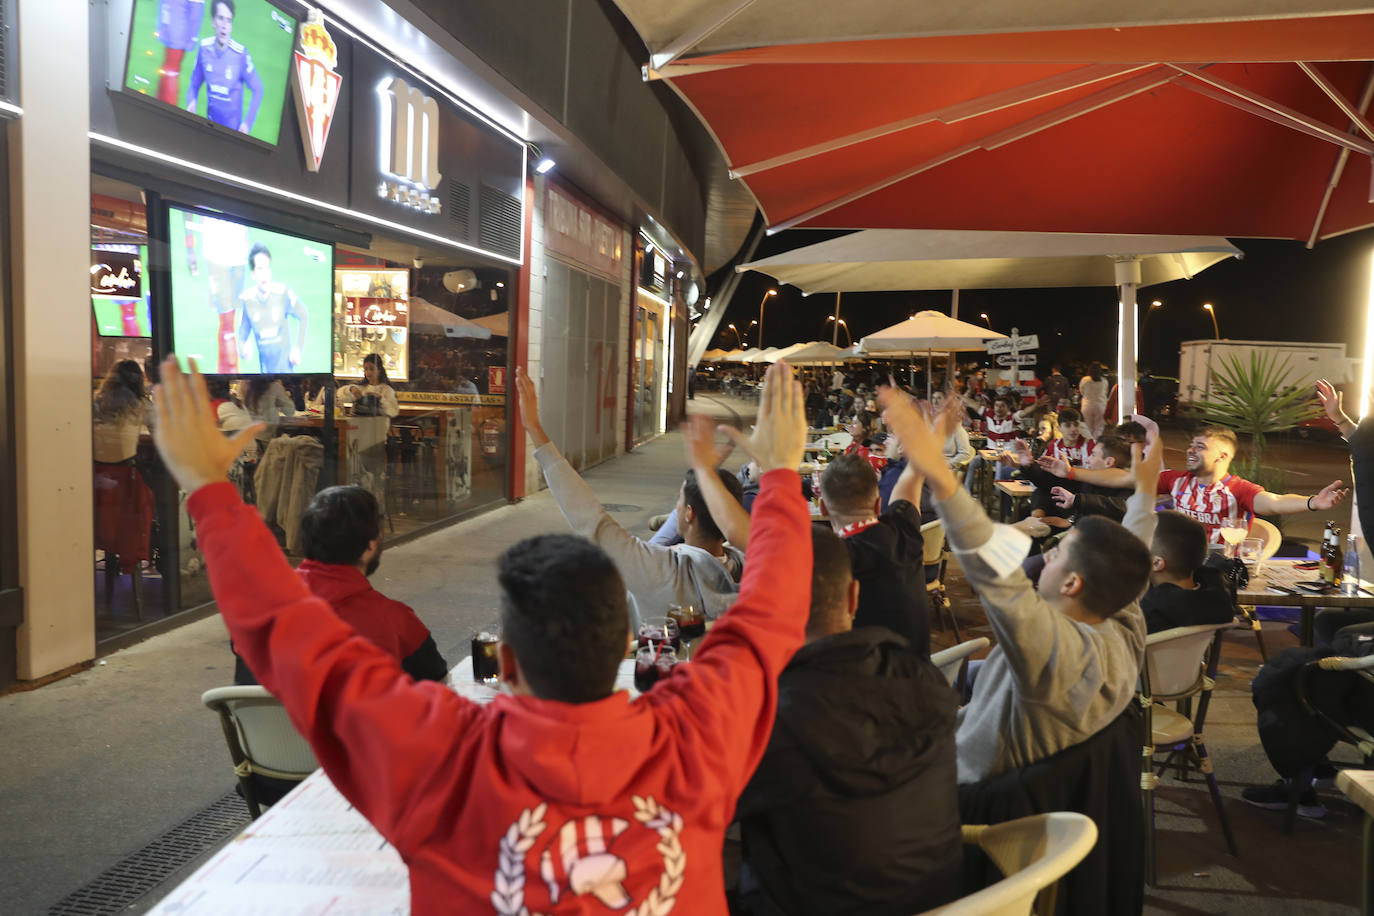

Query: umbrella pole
[[926, 349, 933, 400], [1115, 257, 1142, 424]]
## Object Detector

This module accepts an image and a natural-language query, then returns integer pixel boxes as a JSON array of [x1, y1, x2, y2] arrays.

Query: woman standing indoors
[[92, 360, 155, 586], [344, 353, 400, 418], [1079, 362, 1109, 439]]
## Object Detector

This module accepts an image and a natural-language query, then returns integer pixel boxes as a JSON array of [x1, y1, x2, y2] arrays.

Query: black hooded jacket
[[734, 627, 962, 916]]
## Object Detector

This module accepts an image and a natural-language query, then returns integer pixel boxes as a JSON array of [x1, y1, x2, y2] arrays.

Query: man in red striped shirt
[[1042, 407, 1094, 467], [1047, 423, 1348, 545]]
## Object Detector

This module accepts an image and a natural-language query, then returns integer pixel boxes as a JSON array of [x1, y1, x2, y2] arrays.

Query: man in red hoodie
[[232, 484, 448, 685], [152, 356, 811, 915]]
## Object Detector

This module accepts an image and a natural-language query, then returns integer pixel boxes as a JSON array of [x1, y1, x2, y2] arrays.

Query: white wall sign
[[986, 334, 1039, 354], [377, 76, 443, 214]]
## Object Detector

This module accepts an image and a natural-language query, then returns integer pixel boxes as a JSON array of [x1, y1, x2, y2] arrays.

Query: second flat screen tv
[[169, 205, 333, 375]]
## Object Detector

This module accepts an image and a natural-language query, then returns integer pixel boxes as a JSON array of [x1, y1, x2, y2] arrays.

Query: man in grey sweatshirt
[[879, 387, 1158, 783], [517, 368, 746, 621]]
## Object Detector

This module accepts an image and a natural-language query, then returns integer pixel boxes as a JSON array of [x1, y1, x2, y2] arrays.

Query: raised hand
[[683, 413, 727, 471], [878, 383, 956, 497], [1050, 486, 1076, 509], [1037, 453, 1071, 479], [151, 356, 264, 494], [1130, 413, 1159, 445], [515, 366, 549, 447], [1316, 379, 1353, 432], [1311, 479, 1350, 511], [720, 360, 806, 473], [1129, 429, 1165, 495]]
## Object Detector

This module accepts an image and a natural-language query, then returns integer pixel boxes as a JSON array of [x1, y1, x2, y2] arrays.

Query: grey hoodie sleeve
[[534, 442, 686, 598], [936, 487, 1146, 700]]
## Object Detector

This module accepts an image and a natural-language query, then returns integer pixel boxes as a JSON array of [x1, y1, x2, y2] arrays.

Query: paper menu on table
[[237, 773, 391, 851]]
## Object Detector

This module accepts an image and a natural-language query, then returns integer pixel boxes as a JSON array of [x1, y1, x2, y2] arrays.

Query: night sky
[[707, 227, 1374, 377]]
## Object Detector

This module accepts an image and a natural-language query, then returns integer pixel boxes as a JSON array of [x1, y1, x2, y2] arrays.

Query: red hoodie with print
[[188, 469, 811, 915]]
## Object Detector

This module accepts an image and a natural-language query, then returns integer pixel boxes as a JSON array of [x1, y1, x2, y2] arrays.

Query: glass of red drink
[[669, 604, 706, 641], [634, 645, 679, 692], [637, 616, 680, 653]]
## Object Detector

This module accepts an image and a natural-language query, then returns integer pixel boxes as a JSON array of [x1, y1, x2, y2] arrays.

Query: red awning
[[618, 10, 1374, 241]]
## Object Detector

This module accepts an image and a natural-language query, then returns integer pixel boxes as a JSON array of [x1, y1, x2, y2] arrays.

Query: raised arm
[[1317, 379, 1357, 438], [1040, 453, 1132, 489], [683, 413, 751, 548], [651, 361, 810, 786], [152, 357, 480, 856], [1254, 479, 1348, 516]]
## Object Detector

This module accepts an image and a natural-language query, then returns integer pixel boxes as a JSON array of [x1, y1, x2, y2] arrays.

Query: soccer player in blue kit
[[185, 0, 263, 133], [237, 243, 309, 373]]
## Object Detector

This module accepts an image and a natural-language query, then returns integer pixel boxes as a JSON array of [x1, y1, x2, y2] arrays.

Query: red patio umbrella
[[612, 7, 1374, 243]]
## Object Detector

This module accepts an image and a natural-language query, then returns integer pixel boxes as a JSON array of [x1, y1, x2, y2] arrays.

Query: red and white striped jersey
[[1044, 436, 1095, 467], [1158, 469, 1263, 544], [978, 407, 1019, 443]]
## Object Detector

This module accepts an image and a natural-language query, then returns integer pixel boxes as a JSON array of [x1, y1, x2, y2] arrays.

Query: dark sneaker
[[1242, 780, 1327, 818]]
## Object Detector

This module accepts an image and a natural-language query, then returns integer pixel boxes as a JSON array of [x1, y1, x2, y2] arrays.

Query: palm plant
[[1190, 350, 1321, 483]]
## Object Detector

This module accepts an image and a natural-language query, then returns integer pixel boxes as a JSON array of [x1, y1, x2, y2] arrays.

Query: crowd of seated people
[[149, 352, 1374, 915]]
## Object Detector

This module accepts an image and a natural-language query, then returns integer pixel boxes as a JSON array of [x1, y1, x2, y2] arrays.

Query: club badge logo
[[290, 8, 341, 172]]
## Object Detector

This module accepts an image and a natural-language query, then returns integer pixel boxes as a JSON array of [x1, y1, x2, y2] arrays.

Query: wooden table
[[1237, 558, 1374, 646], [995, 479, 1035, 522], [1337, 769, 1374, 915]]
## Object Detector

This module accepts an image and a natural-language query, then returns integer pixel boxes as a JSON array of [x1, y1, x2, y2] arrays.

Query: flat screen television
[[91, 244, 151, 337], [122, 0, 298, 146], [169, 205, 333, 375]]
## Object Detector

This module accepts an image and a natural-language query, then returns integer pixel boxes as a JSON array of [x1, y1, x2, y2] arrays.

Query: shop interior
[[90, 175, 513, 645]]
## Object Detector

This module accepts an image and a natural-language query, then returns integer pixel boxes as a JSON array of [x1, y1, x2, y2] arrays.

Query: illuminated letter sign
[[290, 9, 342, 173], [378, 77, 443, 214]]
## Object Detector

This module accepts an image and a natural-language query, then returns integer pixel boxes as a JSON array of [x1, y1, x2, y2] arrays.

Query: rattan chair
[[922, 518, 964, 641], [202, 686, 319, 819], [914, 813, 1098, 916], [932, 637, 990, 694], [1283, 653, 1374, 833], [1140, 621, 1239, 884]]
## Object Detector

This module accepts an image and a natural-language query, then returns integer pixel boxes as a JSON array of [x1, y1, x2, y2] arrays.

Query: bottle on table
[[1321, 523, 1343, 588], [1343, 533, 1361, 596]]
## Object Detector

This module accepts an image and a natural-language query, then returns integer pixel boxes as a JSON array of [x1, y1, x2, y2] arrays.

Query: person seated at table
[[342, 353, 401, 417], [732, 526, 960, 916], [233, 483, 447, 686], [1041, 407, 1093, 466], [1011, 434, 1135, 528], [244, 374, 298, 457], [819, 439, 932, 654], [879, 384, 1159, 783], [962, 393, 1021, 490], [153, 356, 813, 914], [1141, 510, 1235, 633], [521, 369, 746, 620], [930, 389, 973, 467], [93, 360, 155, 581], [1045, 421, 1348, 546]]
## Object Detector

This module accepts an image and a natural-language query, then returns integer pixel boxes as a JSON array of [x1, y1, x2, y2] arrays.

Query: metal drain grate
[[600, 503, 642, 513], [47, 792, 250, 915]]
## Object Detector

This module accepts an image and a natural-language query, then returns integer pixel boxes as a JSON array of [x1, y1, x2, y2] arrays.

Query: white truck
[[1177, 339, 1357, 408]]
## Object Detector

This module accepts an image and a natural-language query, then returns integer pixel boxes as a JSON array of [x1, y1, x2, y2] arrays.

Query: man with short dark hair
[[880, 385, 1160, 782], [153, 356, 813, 913], [1049, 422, 1348, 544], [233, 485, 447, 685], [819, 444, 930, 653], [734, 526, 960, 915], [1141, 510, 1234, 633], [237, 242, 310, 372], [522, 373, 746, 620]]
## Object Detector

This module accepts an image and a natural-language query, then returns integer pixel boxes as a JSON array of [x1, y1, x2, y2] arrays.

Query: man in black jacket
[[819, 450, 931, 652], [1141, 509, 1235, 633], [733, 526, 961, 916]]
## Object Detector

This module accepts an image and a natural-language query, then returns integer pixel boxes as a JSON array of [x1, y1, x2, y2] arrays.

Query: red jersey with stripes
[[1157, 469, 1263, 544], [1044, 436, 1095, 466], [977, 407, 1019, 443]]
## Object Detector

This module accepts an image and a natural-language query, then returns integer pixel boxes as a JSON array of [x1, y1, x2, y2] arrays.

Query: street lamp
[[726, 323, 742, 348], [756, 288, 778, 348], [980, 312, 992, 329], [1202, 302, 1219, 339]]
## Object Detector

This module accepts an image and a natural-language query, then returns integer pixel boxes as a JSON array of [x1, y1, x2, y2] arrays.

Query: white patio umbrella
[[701, 348, 731, 362], [858, 310, 1007, 397], [774, 340, 859, 365], [409, 297, 494, 340], [743, 229, 1241, 417]]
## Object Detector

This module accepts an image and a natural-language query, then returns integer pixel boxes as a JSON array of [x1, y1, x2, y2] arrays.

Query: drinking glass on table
[[471, 626, 501, 686], [1218, 526, 1249, 559], [634, 645, 679, 692], [637, 616, 681, 654], [1240, 537, 1264, 576], [668, 604, 706, 657]]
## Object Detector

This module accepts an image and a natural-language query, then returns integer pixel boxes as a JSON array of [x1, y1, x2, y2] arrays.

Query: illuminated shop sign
[[377, 77, 443, 214]]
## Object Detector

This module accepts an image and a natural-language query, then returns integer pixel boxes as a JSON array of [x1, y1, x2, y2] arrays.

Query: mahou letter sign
[[291, 8, 342, 172]]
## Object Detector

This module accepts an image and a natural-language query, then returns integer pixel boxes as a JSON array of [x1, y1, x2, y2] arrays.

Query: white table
[[149, 660, 642, 914], [1337, 770, 1374, 915]]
